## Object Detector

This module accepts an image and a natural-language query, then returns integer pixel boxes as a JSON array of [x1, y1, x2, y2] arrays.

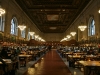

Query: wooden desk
[[0, 59, 12, 64], [65, 52, 73, 61], [0, 59, 13, 75], [78, 61, 100, 75], [19, 55, 32, 67], [66, 53, 86, 61], [68, 55, 84, 68], [68, 55, 83, 60], [19, 55, 32, 57], [73, 53, 87, 55]]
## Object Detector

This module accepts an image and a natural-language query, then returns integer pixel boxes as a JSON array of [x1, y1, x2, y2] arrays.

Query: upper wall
[[1, 0, 42, 39], [43, 33, 64, 41], [2, 0, 100, 42], [0, 0, 67, 41], [64, 0, 100, 41]]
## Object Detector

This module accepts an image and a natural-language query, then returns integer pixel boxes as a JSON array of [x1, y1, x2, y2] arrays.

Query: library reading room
[[0, 0, 100, 75]]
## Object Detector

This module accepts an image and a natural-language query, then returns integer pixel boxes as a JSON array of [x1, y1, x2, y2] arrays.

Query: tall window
[[88, 17, 95, 36], [11, 17, 18, 35], [32, 35, 35, 39], [0, 15, 5, 32], [21, 30, 25, 38], [27, 28, 30, 40]]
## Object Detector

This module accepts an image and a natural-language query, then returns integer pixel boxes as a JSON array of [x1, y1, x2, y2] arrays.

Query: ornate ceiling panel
[[15, 0, 91, 33]]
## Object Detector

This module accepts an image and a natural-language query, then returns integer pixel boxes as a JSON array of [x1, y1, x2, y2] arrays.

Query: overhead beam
[[28, 6, 78, 10]]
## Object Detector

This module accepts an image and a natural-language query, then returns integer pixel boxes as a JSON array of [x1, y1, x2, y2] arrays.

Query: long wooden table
[[19, 55, 32, 67], [78, 61, 100, 75], [0, 59, 13, 75]]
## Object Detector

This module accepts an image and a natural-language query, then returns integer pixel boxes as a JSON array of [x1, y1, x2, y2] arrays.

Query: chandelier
[[18, 25, 26, 31], [35, 35, 39, 38], [38, 37, 41, 41], [67, 35, 71, 38], [78, 26, 87, 31], [60, 37, 68, 42], [64, 37, 67, 40], [70, 32, 76, 36], [0, 6, 5, 16], [29, 32, 35, 36], [98, 9, 100, 13]]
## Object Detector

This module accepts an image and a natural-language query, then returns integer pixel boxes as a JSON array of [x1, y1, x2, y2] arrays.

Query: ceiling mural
[[15, 0, 91, 33]]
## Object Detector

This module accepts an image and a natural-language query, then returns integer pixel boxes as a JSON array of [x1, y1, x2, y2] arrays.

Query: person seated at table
[[87, 48, 94, 55], [0, 56, 7, 75], [10, 49, 17, 61], [94, 50, 98, 55], [16, 47, 21, 55], [10, 49, 18, 75], [0, 47, 9, 59]]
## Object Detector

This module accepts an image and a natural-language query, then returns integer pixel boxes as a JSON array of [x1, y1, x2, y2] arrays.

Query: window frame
[[88, 17, 95, 36], [0, 15, 5, 32], [10, 17, 18, 35]]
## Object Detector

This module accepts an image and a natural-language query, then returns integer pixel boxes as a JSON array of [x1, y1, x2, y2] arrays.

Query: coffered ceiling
[[15, 0, 91, 33]]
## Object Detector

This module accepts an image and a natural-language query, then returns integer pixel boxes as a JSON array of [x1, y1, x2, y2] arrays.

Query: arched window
[[88, 17, 95, 36], [21, 30, 25, 38], [11, 17, 18, 35], [0, 15, 5, 32], [32, 35, 35, 39], [27, 28, 30, 40]]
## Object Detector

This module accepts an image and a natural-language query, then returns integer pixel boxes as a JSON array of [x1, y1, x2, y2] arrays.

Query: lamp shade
[[29, 32, 35, 36], [98, 9, 100, 13], [35, 35, 39, 38], [78, 26, 87, 31], [0, 7, 5, 16], [18, 25, 26, 31], [67, 35, 71, 38], [70, 32, 76, 36]]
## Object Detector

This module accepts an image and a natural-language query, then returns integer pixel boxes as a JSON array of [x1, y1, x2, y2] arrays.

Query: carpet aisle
[[23, 49, 72, 75]]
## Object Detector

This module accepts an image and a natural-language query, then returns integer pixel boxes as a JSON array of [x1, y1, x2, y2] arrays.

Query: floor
[[61, 56, 83, 75], [16, 49, 83, 75]]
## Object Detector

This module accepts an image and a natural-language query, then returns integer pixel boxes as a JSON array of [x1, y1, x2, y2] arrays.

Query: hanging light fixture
[[0, 6, 5, 16], [64, 37, 68, 40], [78, 14, 87, 31], [38, 37, 41, 41], [35, 35, 39, 38], [78, 26, 87, 31], [29, 32, 35, 36], [18, 11, 26, 31], [60, 37, 68, 42], [41, 39, 45, 42], [67, 35, 71, 38], [70, 32, 76, 36], [97, 0, 100, 14], [98, 9, 100, 13], [18, 25, 26, 31]]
